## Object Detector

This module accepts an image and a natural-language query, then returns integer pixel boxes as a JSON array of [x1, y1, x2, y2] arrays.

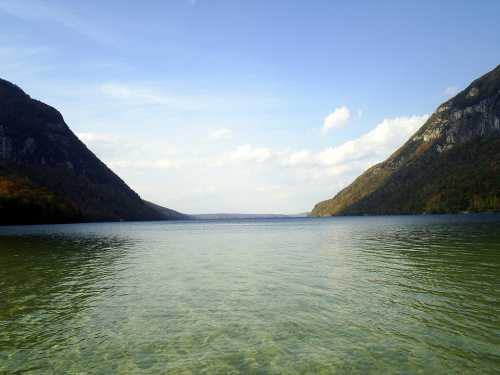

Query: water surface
[[1, 215, 499, 374]]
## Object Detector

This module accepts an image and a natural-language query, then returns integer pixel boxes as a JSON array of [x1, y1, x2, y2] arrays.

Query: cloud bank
[[208, 128, 233, 141], [323, 106, 351, 133]]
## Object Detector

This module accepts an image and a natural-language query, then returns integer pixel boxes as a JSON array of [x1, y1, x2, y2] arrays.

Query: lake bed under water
[[1, 215, 499, 374]]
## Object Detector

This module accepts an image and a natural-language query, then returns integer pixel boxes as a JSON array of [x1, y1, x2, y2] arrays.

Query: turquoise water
[[1, 215, 499, 374]]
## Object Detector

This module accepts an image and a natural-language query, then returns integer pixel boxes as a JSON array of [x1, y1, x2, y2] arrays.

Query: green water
[[0, 215, 499, 374]]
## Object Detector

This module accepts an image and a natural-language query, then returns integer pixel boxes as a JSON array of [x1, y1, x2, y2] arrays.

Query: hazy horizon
[[1, 0, 500, 214]]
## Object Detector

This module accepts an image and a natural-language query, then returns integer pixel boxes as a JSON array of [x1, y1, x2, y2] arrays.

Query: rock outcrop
[[311, 65, 500, 216]]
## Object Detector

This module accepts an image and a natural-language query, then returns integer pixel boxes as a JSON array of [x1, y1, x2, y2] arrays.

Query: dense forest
[[0, 174, 82, 224]]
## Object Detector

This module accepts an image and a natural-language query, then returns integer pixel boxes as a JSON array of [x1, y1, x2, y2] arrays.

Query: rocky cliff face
[[311, 65, 500, 216], [0, 78, 179, 224]]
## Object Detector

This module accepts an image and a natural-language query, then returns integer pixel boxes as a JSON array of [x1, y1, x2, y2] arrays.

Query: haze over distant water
[[1, 215, 499, 374]]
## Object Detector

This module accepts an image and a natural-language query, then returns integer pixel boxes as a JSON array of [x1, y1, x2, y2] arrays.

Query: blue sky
[[1, 0, 499, 213]]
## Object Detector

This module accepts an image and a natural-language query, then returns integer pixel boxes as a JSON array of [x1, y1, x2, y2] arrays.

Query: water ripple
[[0, 215, 499, 374]]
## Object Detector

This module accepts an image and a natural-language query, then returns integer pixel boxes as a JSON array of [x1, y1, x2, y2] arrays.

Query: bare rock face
[[421, 95, 499, 154], [0, 78, 178, 223], [399, 90, 500, 160], [21, 137, 36, 155], [311, 65, 500, 216]]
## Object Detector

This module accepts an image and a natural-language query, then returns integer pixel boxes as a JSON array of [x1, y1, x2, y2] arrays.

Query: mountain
[[311, 65, 500, 216], [192, 213, 291, 220], [0, 78, 182, 225], [144, 201, 190, 220]]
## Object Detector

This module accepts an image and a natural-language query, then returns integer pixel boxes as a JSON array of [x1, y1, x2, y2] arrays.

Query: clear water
[[1, 215, 499, 374]]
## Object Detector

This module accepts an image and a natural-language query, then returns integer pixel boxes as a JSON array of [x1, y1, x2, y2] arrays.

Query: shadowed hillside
[[0, 78, 183, 224]]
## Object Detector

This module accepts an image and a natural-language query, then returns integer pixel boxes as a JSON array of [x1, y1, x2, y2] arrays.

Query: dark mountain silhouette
[[0, 78, 184, 225], [144, 201, 190, 220]]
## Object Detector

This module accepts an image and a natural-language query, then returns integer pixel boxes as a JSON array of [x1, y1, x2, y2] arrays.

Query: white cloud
[[96, 82, 282, 115], [444, 86, 459, 97], [284, 150, 313, 166], [287, 114, 429, 169], [99, 83, 174, 105], [208, 128, 233, 141], [322, 106, 351, 133], [226, 145, 273, 163], [198, 114, 428, 211], [318, 115, 429, 166], [256, 185, 281, 193], [214, 145, 273, 166], [76, 114, 428, 214], [107, 159, 178, 170], [76, 132, 181, 171], [210, 115, 428, 176], [77, 132, 115, 143], [98, 82, 210, 111], [256, 185, 292, 200]]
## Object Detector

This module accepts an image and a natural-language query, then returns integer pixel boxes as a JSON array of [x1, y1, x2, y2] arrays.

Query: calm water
[[0, 215, 499, 374]]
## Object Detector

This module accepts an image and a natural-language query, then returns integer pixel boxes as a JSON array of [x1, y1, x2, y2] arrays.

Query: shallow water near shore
[[1, 215, 499, 374]]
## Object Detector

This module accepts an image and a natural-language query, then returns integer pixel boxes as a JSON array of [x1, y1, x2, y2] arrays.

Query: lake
[[1, 215, 499, 374]]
